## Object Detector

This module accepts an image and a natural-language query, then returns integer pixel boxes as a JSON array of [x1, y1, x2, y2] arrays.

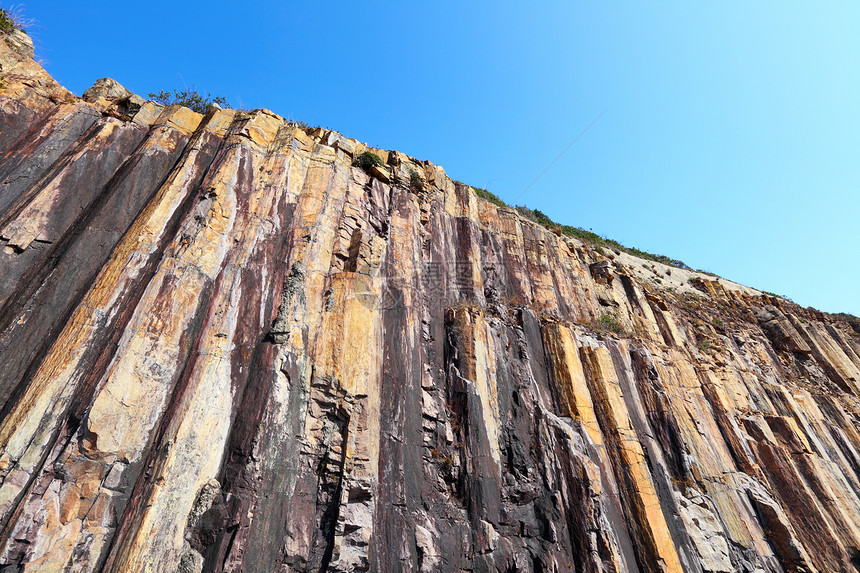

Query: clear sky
[[19, 2, 860, 315]]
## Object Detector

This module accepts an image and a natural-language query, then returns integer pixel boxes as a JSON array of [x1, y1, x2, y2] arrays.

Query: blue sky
[[21, 2, 860, 315]]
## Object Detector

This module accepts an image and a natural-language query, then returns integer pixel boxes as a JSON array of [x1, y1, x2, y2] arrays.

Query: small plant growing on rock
[[0, 6, 31, 34], [352, 151, 383, 174], [147, 88, 227, 114], [0, 9, 15, 33], [430, 447, 456, 474], [408, 168, 424, 191], [596, 313, 623, 334], [440, 454, 455, 473]]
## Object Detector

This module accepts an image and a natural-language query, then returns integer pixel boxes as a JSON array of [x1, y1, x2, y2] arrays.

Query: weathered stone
[[81, 77, 134, 102], [676, 490, 733, 573], [757, 306, 813, 354], [369, 163, 391, 183]]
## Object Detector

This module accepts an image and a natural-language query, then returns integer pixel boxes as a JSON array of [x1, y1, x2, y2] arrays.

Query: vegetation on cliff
[[468, 184, 691, 269], [0, 9, 17, 34], [835, 312, 860, 334], [147, 88, 227, 114], [352, 150, 384, 173], [0, 6, 31, 34], [0, 10, 14, 34]]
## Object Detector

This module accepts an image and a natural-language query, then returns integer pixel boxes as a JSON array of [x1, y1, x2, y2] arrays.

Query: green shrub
[[472, 186, 507, 208], [532, 209, 554, 226], [835, 313, 860, 336], [596, 313, 623, 334], [514, 205, 539, 222], [409, 169, 424, 191], [514, 204, 691, 270], [352, 151, 384, 173], [147, 89, 227, 114], [463, 184, 692, 271]]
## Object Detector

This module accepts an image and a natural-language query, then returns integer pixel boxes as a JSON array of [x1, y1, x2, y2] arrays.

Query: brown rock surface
[[1, 32, 860, 572]]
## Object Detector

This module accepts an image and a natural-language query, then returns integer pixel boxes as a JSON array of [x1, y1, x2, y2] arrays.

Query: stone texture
[[2, 31, 860, 572]]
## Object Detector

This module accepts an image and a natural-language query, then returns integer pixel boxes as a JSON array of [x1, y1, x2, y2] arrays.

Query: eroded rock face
[[1, 32, 860, 573]]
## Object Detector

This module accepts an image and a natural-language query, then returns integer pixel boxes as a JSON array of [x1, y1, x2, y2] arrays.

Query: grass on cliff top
[[0, 10, 13, 34], [835, 313, 860, 335], [0, 6, 32, 34], [472, 186, 508, 208], [0, 8, 17, 33], [516, 202, 691, 269], [836, 312, 859, 321], [517, 205, 690, 268], [462, 183, 691, 269]]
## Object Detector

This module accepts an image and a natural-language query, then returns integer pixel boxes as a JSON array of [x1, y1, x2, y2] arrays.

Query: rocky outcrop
[[1, 31, 860, 572]]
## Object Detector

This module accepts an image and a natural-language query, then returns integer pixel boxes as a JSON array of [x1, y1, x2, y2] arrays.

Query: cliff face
[[1, 31, 860, 573]]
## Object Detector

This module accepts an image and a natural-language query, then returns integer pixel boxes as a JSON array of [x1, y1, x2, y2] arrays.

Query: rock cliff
[[1, 29, 860, 573]]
